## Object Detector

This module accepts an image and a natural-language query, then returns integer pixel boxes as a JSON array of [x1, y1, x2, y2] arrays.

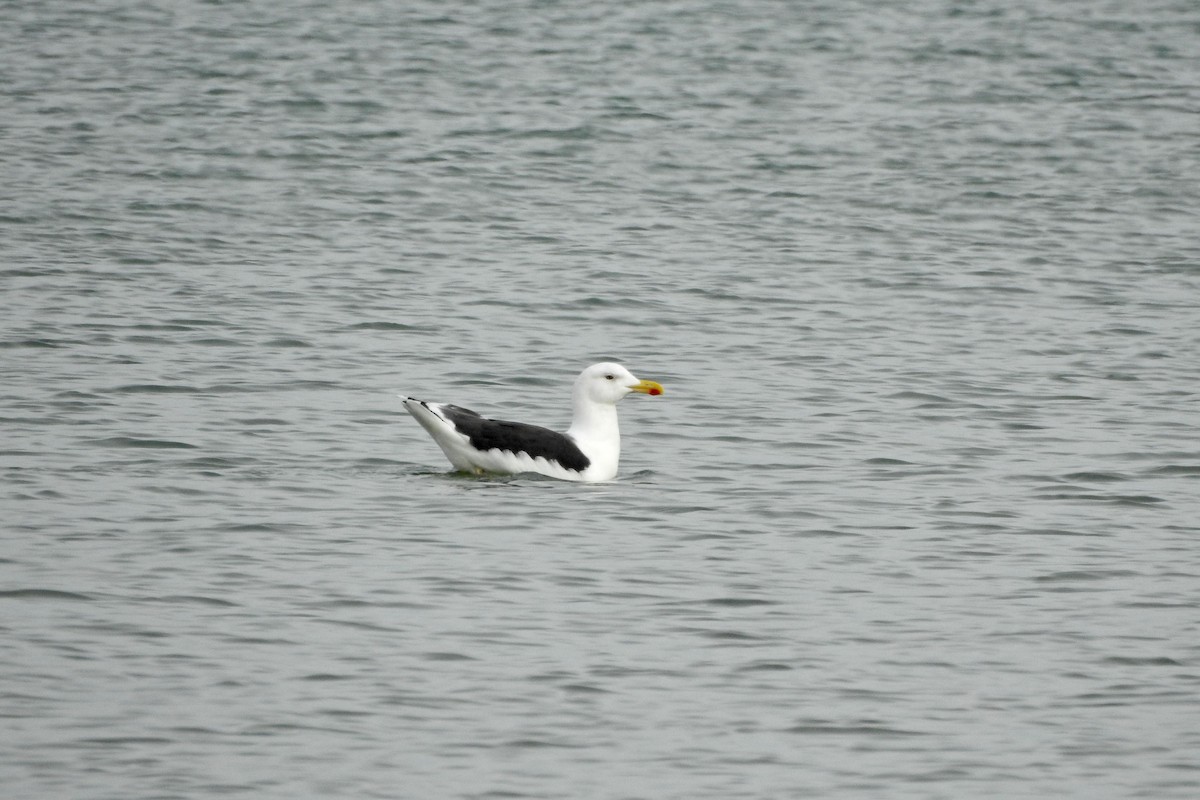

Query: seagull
[[401, 362, 663, 482]]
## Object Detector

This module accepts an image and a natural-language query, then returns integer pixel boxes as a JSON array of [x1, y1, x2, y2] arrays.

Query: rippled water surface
[[4, 1, 1199, 798]]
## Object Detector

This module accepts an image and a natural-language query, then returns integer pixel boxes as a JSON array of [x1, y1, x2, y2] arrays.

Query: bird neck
[[567, 395, 620, 451]]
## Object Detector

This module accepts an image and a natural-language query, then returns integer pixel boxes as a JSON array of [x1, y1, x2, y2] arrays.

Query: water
[[3, 0, 1199, 797]]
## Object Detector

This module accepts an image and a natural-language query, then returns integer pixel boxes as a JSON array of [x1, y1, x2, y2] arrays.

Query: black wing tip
[[443, 404, 484, 419], [400, 397, 439, 418]]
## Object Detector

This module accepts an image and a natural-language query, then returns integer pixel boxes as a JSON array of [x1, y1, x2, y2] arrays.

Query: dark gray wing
[[439, 405, 590, 472]]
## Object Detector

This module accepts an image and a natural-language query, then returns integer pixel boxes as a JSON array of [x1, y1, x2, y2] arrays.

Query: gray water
[[3, 1, 1199, 797]]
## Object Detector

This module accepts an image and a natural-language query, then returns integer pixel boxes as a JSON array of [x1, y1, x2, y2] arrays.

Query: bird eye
[[605, 374, 614, 380]]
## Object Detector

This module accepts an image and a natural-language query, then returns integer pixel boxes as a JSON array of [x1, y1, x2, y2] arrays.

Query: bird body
[[401, 362, 663, 482]]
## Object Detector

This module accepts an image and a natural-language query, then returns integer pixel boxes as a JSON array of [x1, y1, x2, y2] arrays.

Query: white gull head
[[572, 361, 664, 406]]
